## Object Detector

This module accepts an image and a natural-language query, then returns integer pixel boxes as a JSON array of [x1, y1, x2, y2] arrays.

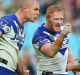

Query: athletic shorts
[[0, 66, 17, 75]]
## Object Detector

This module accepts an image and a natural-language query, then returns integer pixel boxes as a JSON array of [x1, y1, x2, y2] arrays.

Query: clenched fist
[[62, 23, 72, 35]]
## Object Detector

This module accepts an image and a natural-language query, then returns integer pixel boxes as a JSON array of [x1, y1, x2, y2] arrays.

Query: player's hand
[[20, 70, 29, 75], [16, 56, 29, 75], [62, 23, 72, 35], [66, 63, 75, 71], [66, 63, 78, 75]]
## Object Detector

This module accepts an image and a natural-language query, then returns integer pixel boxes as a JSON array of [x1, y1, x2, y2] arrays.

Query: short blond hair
[[46, 5, 64, 19]]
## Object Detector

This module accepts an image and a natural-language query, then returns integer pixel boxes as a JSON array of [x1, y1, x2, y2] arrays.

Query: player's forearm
[[72, 65, 80, 72], [68, 49, 75, 65], [50, 23, 72, 57], [0, 31, 2, 36], [50, 33, 66, 57], [67, 49, 78, 74]]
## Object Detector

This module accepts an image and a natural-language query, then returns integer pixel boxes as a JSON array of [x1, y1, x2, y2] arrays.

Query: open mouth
[[55, 24, 60, 27]]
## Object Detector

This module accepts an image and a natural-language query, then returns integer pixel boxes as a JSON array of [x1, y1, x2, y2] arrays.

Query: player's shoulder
[[0, 15, 9, 25], [0, 18, 9, 26], [0, 14, 14, 27], [1, 14, 13, 20], [33, 25, 45, 39]]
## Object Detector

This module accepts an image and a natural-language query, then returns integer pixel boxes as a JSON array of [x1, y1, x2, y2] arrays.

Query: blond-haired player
[[32, 5, 77, 75]]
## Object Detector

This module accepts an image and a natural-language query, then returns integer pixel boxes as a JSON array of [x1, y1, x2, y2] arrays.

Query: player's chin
[[31, 18, 37, 22], [31, 20, 35, 23]]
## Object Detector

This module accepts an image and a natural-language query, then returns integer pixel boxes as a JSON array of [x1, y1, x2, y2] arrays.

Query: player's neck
[[15, 10, 28, 25], [45, 22, 53, 32]]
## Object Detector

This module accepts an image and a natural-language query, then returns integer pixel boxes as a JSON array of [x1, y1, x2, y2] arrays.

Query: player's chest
[[9, 26, 24, 41]]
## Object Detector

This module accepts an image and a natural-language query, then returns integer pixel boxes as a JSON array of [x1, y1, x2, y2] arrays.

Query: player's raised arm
[[40, 23, 72, 58], [50, 23, 72, 55]]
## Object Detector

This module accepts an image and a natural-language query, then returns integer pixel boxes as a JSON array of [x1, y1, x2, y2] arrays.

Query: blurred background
[[1, 0, 80, 75]]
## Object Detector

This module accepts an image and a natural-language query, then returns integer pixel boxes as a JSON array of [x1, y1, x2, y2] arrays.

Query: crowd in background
[[0, 0, 80, 75]]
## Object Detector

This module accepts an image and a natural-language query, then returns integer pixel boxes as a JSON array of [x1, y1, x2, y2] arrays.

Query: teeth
[[56, 25, 60, 27], [56, 24, 60, 27]]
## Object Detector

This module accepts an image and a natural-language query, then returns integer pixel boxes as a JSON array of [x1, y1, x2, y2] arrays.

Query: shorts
[[0, 66, 17, 75]]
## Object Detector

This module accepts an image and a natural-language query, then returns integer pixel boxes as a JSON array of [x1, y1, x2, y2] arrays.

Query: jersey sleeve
[[0, 18, 11, 34], [32, 33, 52, 50]]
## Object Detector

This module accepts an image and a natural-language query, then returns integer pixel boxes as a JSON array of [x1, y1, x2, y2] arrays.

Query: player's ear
[[22, 5, 29, 12]]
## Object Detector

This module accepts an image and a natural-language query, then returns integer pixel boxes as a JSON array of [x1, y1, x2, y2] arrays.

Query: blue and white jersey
[[0, 14, 24, 71], [32, 24, 69, 74]]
